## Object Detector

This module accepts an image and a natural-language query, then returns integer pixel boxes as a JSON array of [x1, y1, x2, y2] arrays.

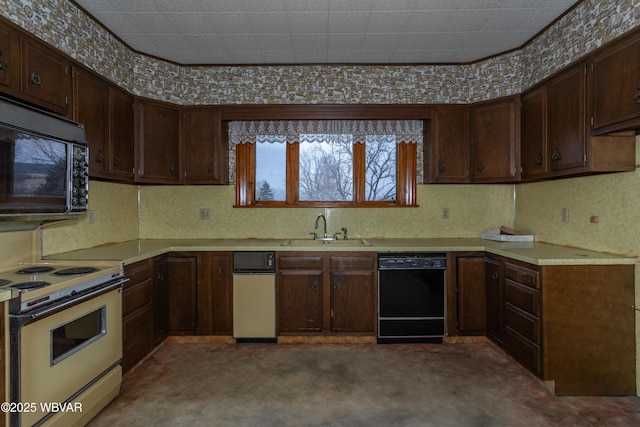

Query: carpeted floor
[[88, 341, 640, 427]]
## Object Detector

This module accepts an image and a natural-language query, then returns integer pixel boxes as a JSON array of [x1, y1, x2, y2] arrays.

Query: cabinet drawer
[[504, 262, 539, 289], [278, 256, 323, 270], [125, 259, 153, 285], [504, 327, 541, 376], [123, 278, 153, 316], [504, 279, 539, 315], [123, 304, 153, 342], [505, 304, 540, 344], [123, 329, 154, 374], [330, 255, 376, 270]]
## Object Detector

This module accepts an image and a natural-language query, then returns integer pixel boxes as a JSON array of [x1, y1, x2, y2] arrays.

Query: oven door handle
[[10, 277, 128, 330]]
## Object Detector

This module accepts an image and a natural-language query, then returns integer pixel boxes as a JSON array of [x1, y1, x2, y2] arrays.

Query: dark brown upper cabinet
[[20, 36, 71, 116], [0, 20, 19, 95], [471, 96, 521, 183], [591, 30, 640, 133], [134, 98, 180, 184], [426, 106, 470, 183], [182, 106, 228, 184], [520, 85, 548, 180]]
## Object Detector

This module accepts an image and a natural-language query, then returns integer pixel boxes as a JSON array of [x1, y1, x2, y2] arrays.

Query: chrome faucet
[[314, 214, 328, 239]]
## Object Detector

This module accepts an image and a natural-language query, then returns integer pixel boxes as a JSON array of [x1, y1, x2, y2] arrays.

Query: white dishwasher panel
[[232, 274, 276, 339]]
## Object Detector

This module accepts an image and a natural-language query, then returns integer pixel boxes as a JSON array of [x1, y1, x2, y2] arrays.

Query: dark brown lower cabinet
[[277, 252, 376, 335], [209, 252, 233, 335], [329, 255, 376, 333], [122, 258, 155, 374], [455, 256, 486, 334]]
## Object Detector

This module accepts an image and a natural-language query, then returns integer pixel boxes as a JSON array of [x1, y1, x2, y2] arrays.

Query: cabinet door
[[547, 63, 587, 172], [166, 256, 198, 334], [20, 37, 71, 115], [456, 257, 486, 333], [73, 67, 109, 177], [472, 97, 520, 182], [108, 86, 134, 181], [134, 98, 180, 183], [277, 270, 323, 333], [429, 106, 469, 183], [485, 258, 503, 344], [0, 21, 19, 94], [520, 85, 548, 179], [210, 253, 233, 335], [591, 31, 640, 131], [182, 106, 226, 184], [330, 270, 375, 333], [154, 258, 169, 345]]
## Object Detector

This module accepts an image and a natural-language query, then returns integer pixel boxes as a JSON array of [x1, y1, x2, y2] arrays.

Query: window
[[232, 120, 420, 207]]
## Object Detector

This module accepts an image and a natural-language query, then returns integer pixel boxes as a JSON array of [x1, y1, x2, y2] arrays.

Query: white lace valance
[[229, 120, 422, 144]]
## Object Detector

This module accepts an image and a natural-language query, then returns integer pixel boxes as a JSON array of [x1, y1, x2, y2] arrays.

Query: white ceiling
[[74, 0, 578, 65]]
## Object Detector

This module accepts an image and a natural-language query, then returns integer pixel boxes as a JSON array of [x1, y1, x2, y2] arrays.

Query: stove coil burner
[[16, 266, 55, 274], [12, 281, 51, 290], [53, 267, 100, 276], [0, 279, 12, 286]]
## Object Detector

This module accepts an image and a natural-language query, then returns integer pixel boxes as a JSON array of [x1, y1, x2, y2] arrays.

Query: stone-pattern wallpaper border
[[1, 0, 638, 105]]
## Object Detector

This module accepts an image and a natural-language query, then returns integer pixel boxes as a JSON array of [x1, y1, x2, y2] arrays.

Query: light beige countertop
[[44, 238, 636, 266]]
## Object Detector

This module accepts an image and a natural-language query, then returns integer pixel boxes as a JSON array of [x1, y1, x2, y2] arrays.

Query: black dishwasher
[[378, 253, 446, 343]]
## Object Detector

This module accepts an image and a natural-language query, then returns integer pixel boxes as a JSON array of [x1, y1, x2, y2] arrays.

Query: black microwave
[[0, 96, 89, 222]]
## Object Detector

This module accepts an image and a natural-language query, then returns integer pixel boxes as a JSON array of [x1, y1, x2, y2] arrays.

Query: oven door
[[10, 285, 123, 427]]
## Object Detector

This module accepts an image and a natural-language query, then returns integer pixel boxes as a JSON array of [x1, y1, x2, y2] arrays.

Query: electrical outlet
[[87, 210, 94, 224], [560, 207, 569, 222], [199, 208, 210, 220], [442, 207, 449, 219]]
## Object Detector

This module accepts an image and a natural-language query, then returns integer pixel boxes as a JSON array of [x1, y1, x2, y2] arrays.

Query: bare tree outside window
[[299, 135, 353, 201], [365, 135, 396, 201]]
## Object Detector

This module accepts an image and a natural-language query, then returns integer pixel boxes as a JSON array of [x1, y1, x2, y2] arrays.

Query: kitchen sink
[[281, 238, 372, 247]]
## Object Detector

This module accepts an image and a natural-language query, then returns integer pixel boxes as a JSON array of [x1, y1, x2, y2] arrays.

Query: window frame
[[235, 137, 417, 208]]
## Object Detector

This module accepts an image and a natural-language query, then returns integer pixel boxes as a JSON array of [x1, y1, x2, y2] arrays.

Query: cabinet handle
[[157, 272, 164, 280], [0, 50, 8, 71], [492, 272, 499, 280], [635, 86, 640, 104], [208, 163, 214, 173], [169, 163, 176, 173], [29, 69, 42, 85], [311, 282, 319, 290], [217, 266, 223, 275], [535, 152, 543, 165], [334, 281, 341, 290], [113, 155, 121, 167], [96, 150, 105, 164], [551, 148, 561, 161], [477, 162, 484, 172], [438, 163, 445, 173]]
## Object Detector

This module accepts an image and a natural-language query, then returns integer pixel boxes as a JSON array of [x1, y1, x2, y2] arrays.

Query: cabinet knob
[[635, 86, 640, 105], [438, 163, 445, 173], [0, 50, 8, 71], [535, 152, 543, 165], [492, 272, 499, 280], [113, 155, 121, 167], [551, 148, 561, 161], [334, 281, 341, 290], [217, 266, 223, 275], [157, 272, 164, 280], [208, 163, 214, 173], [169, 163, 176, 173], [477, 162, 484, 172], [311, 282, 319, 290], [96, 150, 105, 164], [29, 69, 42, 85]]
